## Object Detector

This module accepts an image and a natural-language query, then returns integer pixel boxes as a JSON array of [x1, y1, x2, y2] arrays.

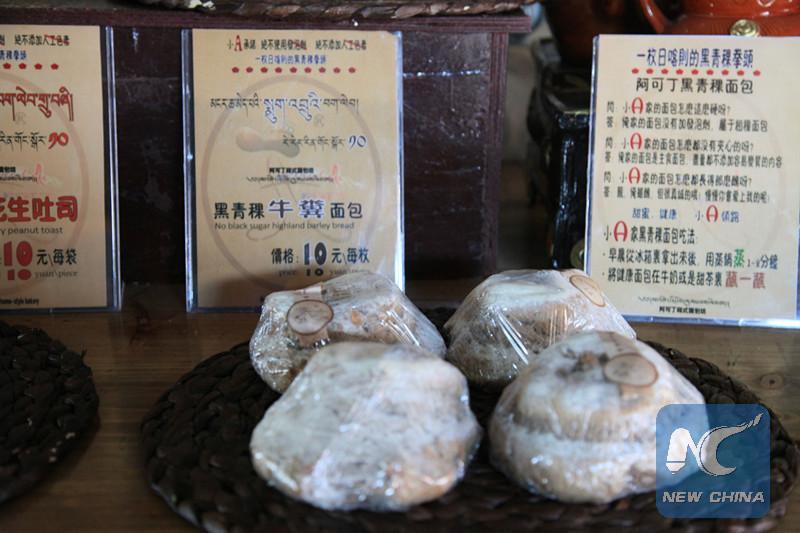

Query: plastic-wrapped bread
[[250, 272, 446, 393], [250, 342, 481, 511], [489, 331, 705, 504], [444, 269, 635, 388]]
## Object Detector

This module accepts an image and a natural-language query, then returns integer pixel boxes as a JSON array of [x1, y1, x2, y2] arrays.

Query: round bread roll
[[444, 270, 635, 388], [250, 342, 481, 511], [250, 272, 446, 392], [489, 331, 704, 504]]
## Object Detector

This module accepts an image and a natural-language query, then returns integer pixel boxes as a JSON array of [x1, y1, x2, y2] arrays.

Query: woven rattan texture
[[141, 309, 797, 532], [0, 321, 99, 504], [135, 0, 536, 19]]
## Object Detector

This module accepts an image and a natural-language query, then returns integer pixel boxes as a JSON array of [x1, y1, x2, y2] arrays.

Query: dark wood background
[[0, 0, 531, 283]]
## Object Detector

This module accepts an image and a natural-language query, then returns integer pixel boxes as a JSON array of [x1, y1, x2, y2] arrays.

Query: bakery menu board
[[588, 35, 800, 327], [0, 25, 120, 312], [186, 29, 403, 311]]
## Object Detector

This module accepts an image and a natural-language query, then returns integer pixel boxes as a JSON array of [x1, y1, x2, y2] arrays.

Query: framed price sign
[[587, 35, 800, 327], [0, 25, 120, 312], [184, 29, 403, 311]]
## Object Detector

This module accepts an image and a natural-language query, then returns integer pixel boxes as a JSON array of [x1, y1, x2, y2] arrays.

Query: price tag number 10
[[3, 241, 33, 281]]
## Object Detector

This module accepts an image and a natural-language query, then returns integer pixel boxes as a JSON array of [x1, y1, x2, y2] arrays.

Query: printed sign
[[185, 29, 403, 311], [0, 25, 119, 312], [657, 404, 770, 518], [587, 36, 800, 326]]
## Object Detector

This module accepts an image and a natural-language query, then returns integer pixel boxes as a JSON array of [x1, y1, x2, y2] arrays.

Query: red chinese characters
[[0, 195, 78, 223]]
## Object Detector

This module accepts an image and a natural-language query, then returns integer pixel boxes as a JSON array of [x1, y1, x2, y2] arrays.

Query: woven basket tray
[[0, 321, 99, 504], [141, 311, 797, 532], [134, 0, 536, 19]]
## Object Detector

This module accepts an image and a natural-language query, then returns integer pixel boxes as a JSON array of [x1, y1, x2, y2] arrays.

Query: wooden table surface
[[0, 282, 797, 532]]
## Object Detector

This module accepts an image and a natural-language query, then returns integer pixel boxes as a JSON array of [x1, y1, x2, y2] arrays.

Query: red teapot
[[639, 0, 800, 36]]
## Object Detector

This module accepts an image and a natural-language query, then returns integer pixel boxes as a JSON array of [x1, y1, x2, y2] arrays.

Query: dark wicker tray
[[134, 0, 536, 19], [141, 313, 797, 532], [0, 321, 99, 504]]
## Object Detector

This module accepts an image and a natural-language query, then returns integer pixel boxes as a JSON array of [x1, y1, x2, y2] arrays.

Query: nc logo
[[657, 404, 770, 518], [665, 413, 763, 476]]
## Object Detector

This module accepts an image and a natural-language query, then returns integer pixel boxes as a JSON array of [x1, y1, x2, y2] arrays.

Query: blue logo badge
[[656, 404, 770, 518]]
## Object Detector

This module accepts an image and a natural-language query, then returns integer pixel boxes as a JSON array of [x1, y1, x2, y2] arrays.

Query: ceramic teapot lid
[[682, 0, 800, 17], [640, 0, 800, 35]]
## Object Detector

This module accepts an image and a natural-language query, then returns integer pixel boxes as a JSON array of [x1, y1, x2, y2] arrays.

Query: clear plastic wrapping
[[444, 269, 636, 388], [489, 331, 705, 504], [249, 272, 446, 393], [250, 342, 481, 511]]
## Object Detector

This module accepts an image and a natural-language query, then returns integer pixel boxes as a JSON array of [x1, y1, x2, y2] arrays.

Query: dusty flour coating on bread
[[250, 272, 446, 392], [444, 270, 635, 388], [250, 342, 481, 511], [489, 331, 705, 504]]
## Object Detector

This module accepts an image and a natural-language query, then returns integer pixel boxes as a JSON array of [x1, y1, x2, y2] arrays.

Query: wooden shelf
[[1, 2, 531, 284], [0, 283, 797, 531], [0, 0, 532, 32]]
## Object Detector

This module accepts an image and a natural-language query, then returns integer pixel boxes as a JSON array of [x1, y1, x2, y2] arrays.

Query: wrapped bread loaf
[[250, 272, 445, 393], [489, 331, 705, 504], [250, 342, 481, 511], [444, 269, 635, 388]]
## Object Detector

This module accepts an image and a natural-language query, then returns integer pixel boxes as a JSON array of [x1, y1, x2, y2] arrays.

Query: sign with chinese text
[[0, 25, 120, 312], [588, 36, 800, 326], [186, 29, 403, 311]]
